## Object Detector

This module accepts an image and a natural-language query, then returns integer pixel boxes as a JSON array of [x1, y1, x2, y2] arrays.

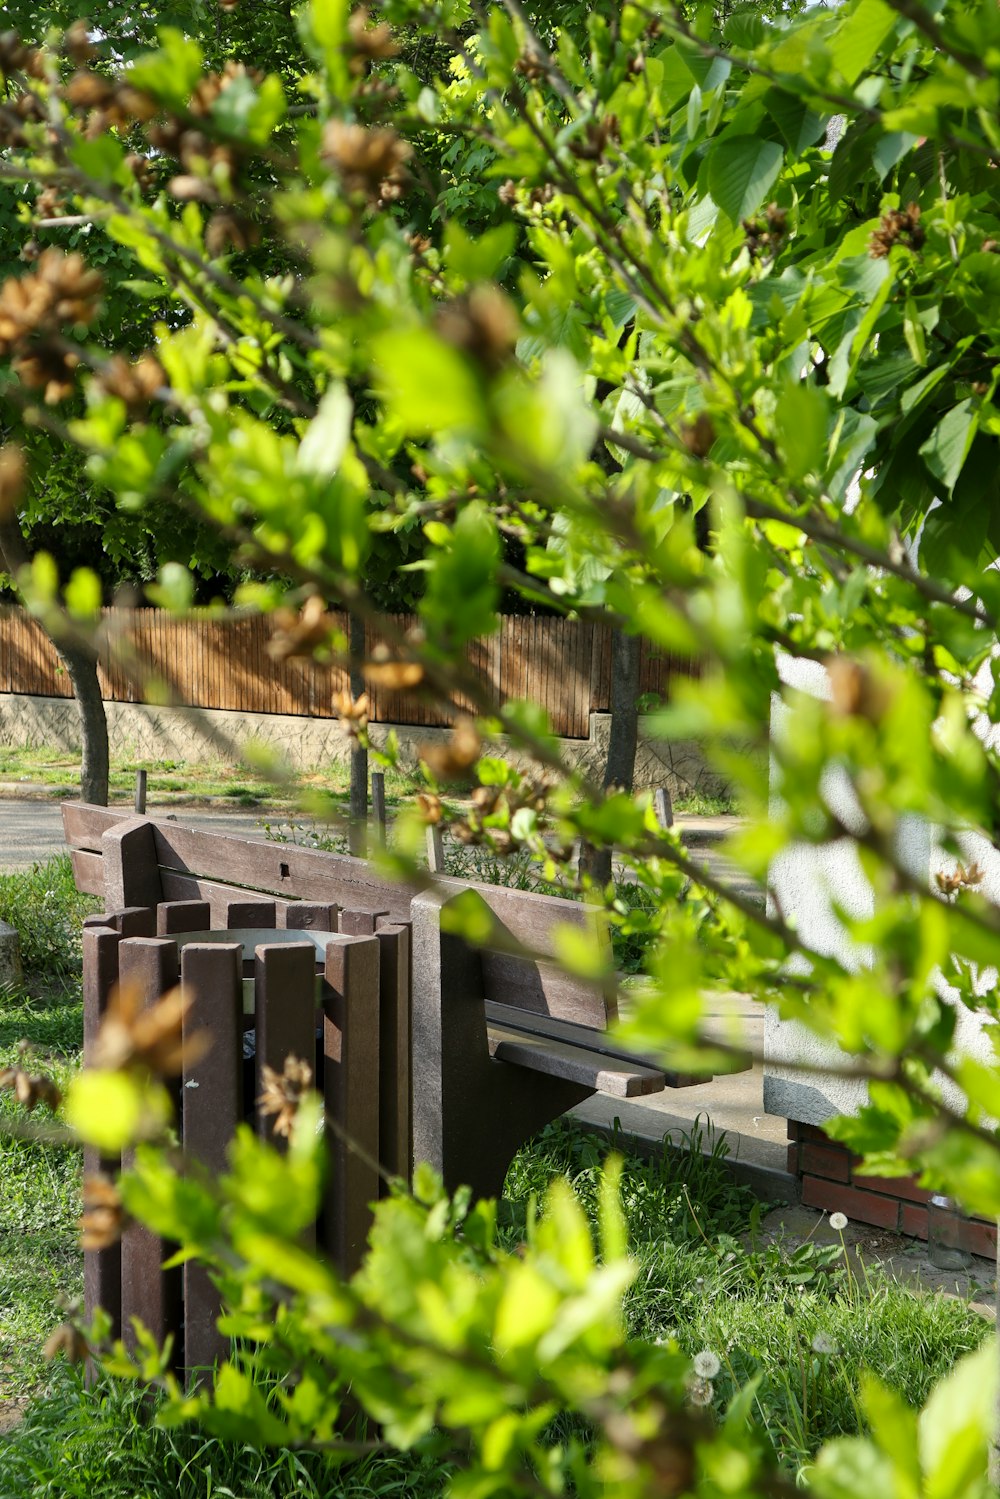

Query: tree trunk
[[0, 519, 109, 805], [58, 638, 109, 805], [348, 611, 368, 857], [579, 627, 642, 887]]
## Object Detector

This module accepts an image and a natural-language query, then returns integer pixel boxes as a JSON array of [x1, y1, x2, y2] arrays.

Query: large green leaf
[[919, 400, 979, 495], [830, 0, 897, 84], [706, 136, 784, 223]]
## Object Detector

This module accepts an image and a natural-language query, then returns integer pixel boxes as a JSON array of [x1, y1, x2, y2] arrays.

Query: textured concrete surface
[[0, 693, 748, 796]]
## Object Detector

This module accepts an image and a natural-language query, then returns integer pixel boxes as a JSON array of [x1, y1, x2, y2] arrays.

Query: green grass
[[0, 859, 989, 1491]]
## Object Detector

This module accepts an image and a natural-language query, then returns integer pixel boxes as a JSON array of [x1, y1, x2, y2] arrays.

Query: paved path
[[0, 800, 283, 872]]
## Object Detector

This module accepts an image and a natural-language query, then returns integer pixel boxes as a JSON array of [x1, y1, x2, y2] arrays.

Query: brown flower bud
[[0, 442, 26, 517], [333, 688, 371, 737], [258, 1055, 312, 1139], [347, 7, 400, 72], [80, 1174, 127, 1251], [826, 655, 892, 722], [679, 411, 715, 458], [94, 353, 164, 417], [321, 121, 411, 200], [64, 20, 96, 65], [419, 716, 481, 781], [44, 1322, 88, 1364], [435, 285, 519, 373], [364, 644, 424, 689], [416, 792, 443, 824], [267, 595, 335, 661], [66, 69, 115, 109], [92, 980, 209, 1077], [205, 209, 260, 255]]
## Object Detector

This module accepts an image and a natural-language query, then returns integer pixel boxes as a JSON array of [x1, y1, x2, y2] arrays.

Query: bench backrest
[[62, 803, 615, 1029]]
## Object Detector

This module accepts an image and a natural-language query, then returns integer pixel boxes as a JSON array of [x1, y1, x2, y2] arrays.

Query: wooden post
[[654, 787, 674, 830], [371, 771, 386, 846], [426, 824, 445, 873], [180, 941, 243, 1376], [348, 612, 368, 858], [82, 925, 123, 1347], [134, 769, 147, 814], [322, 935, 380, 1274], [117, 936, 182, 1364]]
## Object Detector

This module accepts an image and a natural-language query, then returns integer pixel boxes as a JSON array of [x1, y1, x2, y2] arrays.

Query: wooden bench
[[63, 802, 732, 1237]]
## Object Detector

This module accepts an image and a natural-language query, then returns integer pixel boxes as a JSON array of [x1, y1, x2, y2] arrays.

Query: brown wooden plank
[[157, 900, 211, 936], [111, 907, 157, 938], [281, 902, 339, 931], [82, 926, 123, 1344], [374, 921, 410, 1185], [181, 941, 243, 1374], [254, 941, 319, 1157], [322, 934, 380, 1274], [117, 937, 182, 1363], [101, 818, 162, 911], [224, 899, 276, 929], [338, 909, 390, 936], [70, 847, 105, 896], [483, 1000, 713, 1084], [487, 1027, 665, 1097]]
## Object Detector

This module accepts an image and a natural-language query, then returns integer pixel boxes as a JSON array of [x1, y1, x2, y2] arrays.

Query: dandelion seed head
[[829, 1212, 848, 1231], [693, 1349, 720, 1379], [811, 1331, 838, 1355], [688, 1376, 714, 1408]]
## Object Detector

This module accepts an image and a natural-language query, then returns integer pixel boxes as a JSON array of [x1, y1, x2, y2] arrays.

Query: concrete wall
[[0, 693, 742, 799]]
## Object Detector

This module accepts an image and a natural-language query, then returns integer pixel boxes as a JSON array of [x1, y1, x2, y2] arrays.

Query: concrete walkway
[[0, 799, 285, 872]]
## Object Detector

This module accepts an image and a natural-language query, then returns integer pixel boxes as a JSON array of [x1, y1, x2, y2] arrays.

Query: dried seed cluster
[[321, 120, 412, 202], [0, 1044, 61, 1112], [0, 249, 102, 402], [869, 202, 925, 258], [258, 1055, 313, 1138], [93, 980, 208, 1077]]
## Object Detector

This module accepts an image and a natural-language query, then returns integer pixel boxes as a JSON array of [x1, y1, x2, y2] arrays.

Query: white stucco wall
[[764, 652, 954, 1124]]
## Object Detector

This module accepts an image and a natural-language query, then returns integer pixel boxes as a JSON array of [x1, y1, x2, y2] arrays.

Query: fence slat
[[117, 936, 183, 1363], [82, 926, 124, 1344], [322, 934, 380, 1275]]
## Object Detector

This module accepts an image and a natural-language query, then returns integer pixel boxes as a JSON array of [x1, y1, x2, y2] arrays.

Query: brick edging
[[787, 1121, 996, 1259]]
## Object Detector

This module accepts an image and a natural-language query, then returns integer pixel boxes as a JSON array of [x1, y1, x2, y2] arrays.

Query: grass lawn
[[0, 743, 738, 817], [0, 856, 989, 1495]]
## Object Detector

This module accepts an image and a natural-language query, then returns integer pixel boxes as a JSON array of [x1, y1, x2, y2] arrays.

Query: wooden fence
[[0, 608, 697, 740]]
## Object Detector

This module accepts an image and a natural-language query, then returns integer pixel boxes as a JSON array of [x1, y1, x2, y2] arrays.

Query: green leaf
[[764, 89, 828, 154], [297, 382, 353, 479], [774, 381, 830, 481], [706, 136, 784, 224], [872, 130, 920, 182], [443, 223, 516, 283], [372, 328, 485, 436], [830, 0, 897, 84], [919, 1342, 998, 1499], [64, 567, 102, 619], [919, 400, 979, 495]]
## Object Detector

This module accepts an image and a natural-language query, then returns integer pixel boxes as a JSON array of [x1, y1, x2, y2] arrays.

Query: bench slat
[[486, 1026, 665, 1098], [483, 1001, 743, 1087]]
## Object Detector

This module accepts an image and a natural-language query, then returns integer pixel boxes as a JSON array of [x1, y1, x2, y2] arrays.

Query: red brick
[[801, 1176, 901, 1230], [801, 1142, 851, 1183], [786, 1143, 800, 1175], [900, 1204, 929, 1240], [852, 1172, 932, 1204], [958, 1217, 997, 1261]]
